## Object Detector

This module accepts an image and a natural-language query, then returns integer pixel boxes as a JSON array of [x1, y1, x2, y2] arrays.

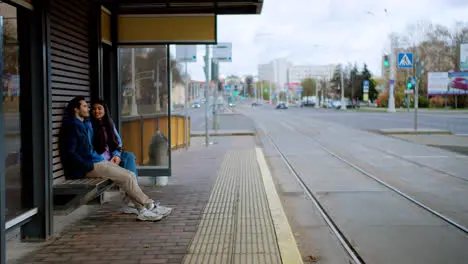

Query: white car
[[276, 101, 288, 109]]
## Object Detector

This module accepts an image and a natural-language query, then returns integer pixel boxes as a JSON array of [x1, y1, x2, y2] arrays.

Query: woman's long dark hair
[[91, 99, 121, 154]]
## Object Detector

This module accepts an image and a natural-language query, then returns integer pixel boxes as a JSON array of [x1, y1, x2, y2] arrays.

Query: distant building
[[287, 64, 336, 83], [258, 58, 292, 91]]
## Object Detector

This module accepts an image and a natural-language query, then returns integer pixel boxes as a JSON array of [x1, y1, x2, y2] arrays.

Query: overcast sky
[[184, 0, 468, 81]]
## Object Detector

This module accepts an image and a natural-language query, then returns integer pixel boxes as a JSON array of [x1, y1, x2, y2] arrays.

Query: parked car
[[346, 99, 360, 109], [276, 101, 288, 109], [330, 100, 341, 109], [303, 100, 316, 107], [251, 101, 262, 106], [192, 101, 201, 108]]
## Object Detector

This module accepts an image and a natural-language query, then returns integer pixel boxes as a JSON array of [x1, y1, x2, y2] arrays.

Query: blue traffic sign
[[398, 52, 413, 69], [363, 80, 370, 93], [297, 86, 303, 92]]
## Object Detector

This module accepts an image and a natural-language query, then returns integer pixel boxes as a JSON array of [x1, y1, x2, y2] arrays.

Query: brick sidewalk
[[14, 137, 252, 264]]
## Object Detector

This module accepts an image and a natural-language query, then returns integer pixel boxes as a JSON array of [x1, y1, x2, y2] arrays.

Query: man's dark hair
[[66, 96, 86, 117]]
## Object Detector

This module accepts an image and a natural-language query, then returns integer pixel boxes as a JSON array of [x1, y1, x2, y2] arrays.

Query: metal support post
[[388, 39, 396, 112], [204, 46, 210, 146], [414, 78, 419, 131], [315, 77, 319, 108], [184, 62, 189, 149], [340, 67, 346, 110], [269, 82, 272, 104]]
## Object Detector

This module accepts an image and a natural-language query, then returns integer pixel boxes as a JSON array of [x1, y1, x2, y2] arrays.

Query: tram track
[[257, 120, 468, 264]]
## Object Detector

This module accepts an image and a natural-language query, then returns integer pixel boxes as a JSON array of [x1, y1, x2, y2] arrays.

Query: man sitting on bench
[[59, 96, 172, 221]]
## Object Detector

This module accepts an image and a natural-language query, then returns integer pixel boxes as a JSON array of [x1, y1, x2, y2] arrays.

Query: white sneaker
[[136, 208, 163, 221], [152, 205, 172, 217], [146, 201, 172, 217]]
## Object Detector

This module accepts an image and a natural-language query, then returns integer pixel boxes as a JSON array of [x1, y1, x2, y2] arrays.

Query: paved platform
[[191, 130, 256, 137], [389, 134, 468, 156], [377, 128, 452, 135], [10, 137, 301, 264]]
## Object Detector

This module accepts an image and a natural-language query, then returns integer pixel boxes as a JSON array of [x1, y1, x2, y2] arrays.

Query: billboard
[[428, 72, 468, 95], [285, 82, 300, 90]]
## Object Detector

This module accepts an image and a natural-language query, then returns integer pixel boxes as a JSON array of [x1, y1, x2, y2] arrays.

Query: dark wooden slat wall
[[49, 0, 91, 181]]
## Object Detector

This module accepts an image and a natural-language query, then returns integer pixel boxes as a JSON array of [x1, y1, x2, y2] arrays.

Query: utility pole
[[387, 28, 396, 112], [314, 77, 319, 108], [414, 53, 424, 131], [340, 66, 346, 110], [184, 61, 189, 149], [203, 46, 210, 146], [269, 82, 272, 104]]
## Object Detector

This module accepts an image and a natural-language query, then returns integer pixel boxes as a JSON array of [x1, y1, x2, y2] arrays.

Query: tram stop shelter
[[0, 0, 263, 263]]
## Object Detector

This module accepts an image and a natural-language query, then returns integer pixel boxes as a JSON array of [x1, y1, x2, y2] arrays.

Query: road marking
[[256, 147, 303, 264], [281, 122, 296, 132]]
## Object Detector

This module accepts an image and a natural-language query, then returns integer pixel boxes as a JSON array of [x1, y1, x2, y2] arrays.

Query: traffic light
[[383, 55, 389, 67], [407, 76, 414, 89]]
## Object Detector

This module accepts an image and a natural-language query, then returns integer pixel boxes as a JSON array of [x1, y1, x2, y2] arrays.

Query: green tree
[[300, 78, 317, 97], [255, 80, 275, 100], [348, 63, 364, 99], [330, 64, 342, 91]]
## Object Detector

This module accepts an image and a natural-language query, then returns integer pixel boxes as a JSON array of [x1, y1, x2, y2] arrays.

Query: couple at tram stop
[[59, 96, 172, 221]]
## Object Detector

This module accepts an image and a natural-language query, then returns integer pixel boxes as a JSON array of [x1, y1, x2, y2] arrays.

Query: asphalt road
[[228, 105, 468, 264], [288, 107, 468, 135]]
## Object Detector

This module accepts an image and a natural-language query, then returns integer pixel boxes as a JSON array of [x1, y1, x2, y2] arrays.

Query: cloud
[[186, 0, 468, 81]]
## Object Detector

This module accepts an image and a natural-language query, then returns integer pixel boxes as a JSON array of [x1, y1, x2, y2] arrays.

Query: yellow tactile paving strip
[[256, 147, 303, 264], [183, 149, 287, 264]]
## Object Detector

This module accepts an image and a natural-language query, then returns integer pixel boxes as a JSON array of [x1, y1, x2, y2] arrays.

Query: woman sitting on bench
[[90, 100, 137, 180], [90, 99, 157, 214]]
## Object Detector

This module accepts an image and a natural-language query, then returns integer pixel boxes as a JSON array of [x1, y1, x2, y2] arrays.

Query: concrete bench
[[53, 177, 114, 215]]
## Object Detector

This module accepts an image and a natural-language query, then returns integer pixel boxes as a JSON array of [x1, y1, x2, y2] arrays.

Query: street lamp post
[[340, 66, 347, 110], [365, 9, 396, 112], [314, 77, 320, 108], [387, 36, 396, 112], [385, 9, 396, 112]]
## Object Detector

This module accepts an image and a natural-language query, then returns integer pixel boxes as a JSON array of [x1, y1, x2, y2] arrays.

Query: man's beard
[[78, 112, 88, 119]]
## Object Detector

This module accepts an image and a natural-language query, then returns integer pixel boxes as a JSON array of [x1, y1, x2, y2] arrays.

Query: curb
[[255, 147, 303, 264], [376, 129, 452, 135], [190, 131, 256, 137]]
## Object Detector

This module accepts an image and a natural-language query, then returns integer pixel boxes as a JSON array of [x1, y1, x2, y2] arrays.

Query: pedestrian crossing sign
[[398, 52, 413, 69]]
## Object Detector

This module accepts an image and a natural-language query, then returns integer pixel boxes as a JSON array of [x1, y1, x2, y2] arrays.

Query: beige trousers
[[86, 161, 152, 210]]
